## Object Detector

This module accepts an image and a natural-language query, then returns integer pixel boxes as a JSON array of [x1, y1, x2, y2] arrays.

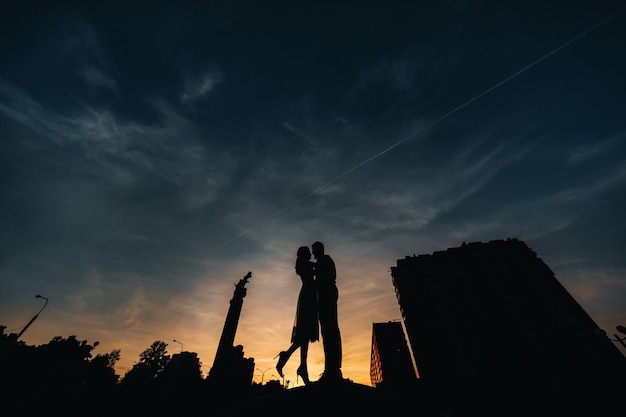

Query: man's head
[[312, 241, 324, 259]]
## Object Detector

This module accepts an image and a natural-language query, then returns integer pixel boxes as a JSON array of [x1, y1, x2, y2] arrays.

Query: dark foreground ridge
[[214, 380, 419, 416], [212, 377, 620, 417]]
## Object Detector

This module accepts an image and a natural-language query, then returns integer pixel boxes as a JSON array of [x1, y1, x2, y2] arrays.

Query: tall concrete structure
[[391, 239, 626, 415], [207, 271, 255, 390]]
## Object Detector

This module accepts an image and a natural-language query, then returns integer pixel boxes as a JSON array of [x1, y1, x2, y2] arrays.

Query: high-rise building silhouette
[[207, 272, 255, 391], [391, 238, 626, 415], [370, 321, 417, 389]]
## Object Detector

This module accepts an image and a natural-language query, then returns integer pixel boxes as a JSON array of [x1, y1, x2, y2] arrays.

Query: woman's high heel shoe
[[274, 351, 289, 378], [297, 365, 310, 385]]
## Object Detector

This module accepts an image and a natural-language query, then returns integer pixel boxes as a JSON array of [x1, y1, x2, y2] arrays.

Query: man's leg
[[318, 294, 332, 371], [318, 288, 342, 381], [326, 300, 342, 373]]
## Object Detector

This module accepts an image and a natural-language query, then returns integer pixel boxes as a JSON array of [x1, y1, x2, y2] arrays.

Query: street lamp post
[[16, 295, 48, 339], [173, 339, 183, 353], [0, 295, 49, 363], [256, 367, 271, 384]]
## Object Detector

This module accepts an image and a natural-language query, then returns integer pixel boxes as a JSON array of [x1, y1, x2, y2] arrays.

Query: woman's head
[[297, 246, 311, 259]]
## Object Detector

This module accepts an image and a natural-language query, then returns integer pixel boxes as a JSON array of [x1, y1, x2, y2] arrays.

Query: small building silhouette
[[370, 321, 417, 388]]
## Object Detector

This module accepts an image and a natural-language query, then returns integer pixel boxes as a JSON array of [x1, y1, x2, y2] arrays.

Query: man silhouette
[[312, 241, 342, 383]]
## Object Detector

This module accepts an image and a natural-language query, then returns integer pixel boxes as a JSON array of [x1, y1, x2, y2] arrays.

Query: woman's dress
[[292, 259, 319, 343]]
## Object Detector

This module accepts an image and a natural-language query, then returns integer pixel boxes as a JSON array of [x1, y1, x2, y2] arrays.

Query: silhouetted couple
[[275, 241, 343, 385]]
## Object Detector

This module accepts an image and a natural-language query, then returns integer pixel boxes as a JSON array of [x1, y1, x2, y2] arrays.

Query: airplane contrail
[[221, 6, 626, 247]]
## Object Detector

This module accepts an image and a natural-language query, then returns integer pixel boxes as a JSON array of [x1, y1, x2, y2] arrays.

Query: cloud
[[551, 161, 626, 204], [28, 16, 119, 95], [568, 130, 625, 164], [180, 68, 222, 103], [356, 52, 426, 93], [0, 81, 236, 210], [335, 131, 527, 233], [0, 81, 59, 142], [79, 65, 118, 91]]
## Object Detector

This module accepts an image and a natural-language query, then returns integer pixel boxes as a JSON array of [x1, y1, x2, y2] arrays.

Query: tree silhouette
[[119, 340, 208, 414], [87, 349, 121, 390], [1, 328, 256, 415], [121, 340, 170, 385], [0, 330, 120, 414]]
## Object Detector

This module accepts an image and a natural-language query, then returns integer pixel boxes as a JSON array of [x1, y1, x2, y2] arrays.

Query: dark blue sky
[[1, 1, 625, 383]]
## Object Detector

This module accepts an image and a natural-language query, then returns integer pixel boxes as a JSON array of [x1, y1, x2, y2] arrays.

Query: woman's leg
[[299, 341, 309, 367], [297, 341, 311, 384], [276, 342, 299, 377]]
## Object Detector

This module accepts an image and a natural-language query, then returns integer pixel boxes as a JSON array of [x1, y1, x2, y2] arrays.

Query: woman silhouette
[[275, 246, 319, 384]]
